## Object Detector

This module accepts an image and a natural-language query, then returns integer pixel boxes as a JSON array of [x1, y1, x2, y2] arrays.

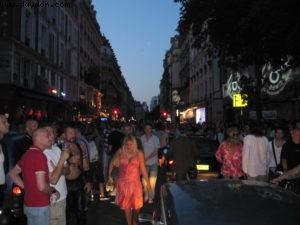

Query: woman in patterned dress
[[109, 135, 151, 225], [215, 126, 244, 179]]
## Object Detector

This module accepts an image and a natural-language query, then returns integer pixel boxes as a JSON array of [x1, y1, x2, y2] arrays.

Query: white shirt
[[242, 135, 269, 177], [44, 144, 67, 202], [141, 134, 160, 165], [0, 145, 5, 185], [267, 140, 283, 168]]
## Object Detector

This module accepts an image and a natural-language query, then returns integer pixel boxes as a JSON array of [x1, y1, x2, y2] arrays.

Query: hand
[[50, 190, 60, 202], [60, 149, 70, 161], [84, 182, 92, 193], [271, 176, 283, 184]]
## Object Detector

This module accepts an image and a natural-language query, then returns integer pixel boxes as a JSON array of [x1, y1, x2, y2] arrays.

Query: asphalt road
[[87, 197, 154, 225]]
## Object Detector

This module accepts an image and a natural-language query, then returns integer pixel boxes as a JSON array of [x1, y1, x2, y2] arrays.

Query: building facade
[[0, 0, 134, 121]]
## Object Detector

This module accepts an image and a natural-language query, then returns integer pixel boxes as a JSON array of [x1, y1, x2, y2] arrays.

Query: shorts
[[90, 161, 105, 183]]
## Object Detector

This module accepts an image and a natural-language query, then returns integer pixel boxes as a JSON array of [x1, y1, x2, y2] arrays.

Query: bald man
[[9, 128, 55, 225]]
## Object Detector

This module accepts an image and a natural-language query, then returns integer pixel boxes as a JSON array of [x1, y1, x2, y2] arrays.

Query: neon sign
[[262, 61, 293, 96]]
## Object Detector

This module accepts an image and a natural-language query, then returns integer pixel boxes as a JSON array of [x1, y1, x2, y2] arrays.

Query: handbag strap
[[271, 139, 278, 166]]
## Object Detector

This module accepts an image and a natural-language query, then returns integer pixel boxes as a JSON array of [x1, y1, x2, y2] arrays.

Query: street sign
[[233, 94, 248, 107]]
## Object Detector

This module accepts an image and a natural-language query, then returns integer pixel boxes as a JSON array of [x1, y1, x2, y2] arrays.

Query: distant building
[[150, 95, 159, 112]]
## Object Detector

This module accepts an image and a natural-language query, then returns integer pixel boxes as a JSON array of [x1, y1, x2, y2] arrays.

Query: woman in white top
[[242, 122, 269, 182]]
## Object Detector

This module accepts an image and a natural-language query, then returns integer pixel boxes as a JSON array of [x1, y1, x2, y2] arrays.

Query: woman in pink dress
[[109, 135, 151, 225], [215, 126, 244, 179]]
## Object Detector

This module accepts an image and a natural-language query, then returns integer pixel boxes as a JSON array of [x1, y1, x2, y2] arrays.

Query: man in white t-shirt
[[141, 123, 160, 203], [44, 126, 70, 225]]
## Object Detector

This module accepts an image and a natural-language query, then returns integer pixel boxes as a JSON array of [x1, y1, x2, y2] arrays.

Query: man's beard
[[67, 138, 76, 143]]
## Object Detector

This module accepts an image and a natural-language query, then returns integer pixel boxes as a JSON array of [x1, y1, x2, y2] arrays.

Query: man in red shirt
[[9, 128, 56, 225]]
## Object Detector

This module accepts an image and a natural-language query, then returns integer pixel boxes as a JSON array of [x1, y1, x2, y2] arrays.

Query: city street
[[87, 198, 154, 225]]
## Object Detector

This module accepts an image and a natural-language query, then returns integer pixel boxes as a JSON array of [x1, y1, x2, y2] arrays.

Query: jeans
[[24, 206, 50, 225], [143, 164, 158, 200], [50, 199, 66, 225], [102, 152, 111, 182], [0, 184, 5, 208]]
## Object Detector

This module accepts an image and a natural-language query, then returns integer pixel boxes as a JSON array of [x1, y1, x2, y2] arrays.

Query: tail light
[[12, 186, 23, 196], [168, 160, 174, 165]]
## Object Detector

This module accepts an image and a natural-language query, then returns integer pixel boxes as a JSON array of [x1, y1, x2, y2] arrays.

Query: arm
[[282, 159, 288, 171], [139, 151, 151, 191], [108, 149, 120, 181], [271, 165, 300, 184], [49, 150, 70, 185], [36, 172, 53, 194], [215, 143, 224, 164], [280, 143, 288, 171], [242, 137, 250, 176], [8, 166, 24, 189]]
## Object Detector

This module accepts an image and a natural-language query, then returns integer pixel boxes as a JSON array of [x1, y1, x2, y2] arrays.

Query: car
[[0, 132, 26, 225], [189, 136, 221, 179], [168, 136, 221, 180], [158, 179, 300, 225]]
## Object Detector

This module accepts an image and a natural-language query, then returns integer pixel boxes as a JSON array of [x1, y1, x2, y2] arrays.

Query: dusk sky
[[94, 0, 180, 106]]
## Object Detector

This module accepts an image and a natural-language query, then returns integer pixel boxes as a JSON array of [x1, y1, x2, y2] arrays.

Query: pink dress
[[116, 152, 143, 210], [215, 141, 244, 178]]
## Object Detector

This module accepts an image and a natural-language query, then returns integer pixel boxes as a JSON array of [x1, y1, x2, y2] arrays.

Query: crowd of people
[[0, 114, 300, 225], [215, 121, 300, 189], [0, 116, 171, 225]]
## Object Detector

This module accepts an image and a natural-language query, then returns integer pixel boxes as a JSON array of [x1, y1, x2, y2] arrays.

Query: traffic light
[[113, 110, 118, 115], [163, 112, 167, 117]]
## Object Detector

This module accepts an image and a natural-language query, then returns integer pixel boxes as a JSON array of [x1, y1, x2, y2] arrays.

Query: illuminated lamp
[[61, 92, 66, 97], [12, 186, 22, 196], [51, 89, 58, 95]]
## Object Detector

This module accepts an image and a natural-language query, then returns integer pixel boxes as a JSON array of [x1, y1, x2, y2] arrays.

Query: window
[[41, 25, 46, 56], [49, 33, 55, 62], [51, 72, 56, 86], [60, 43, 65, 67], [25, 10, 32, 47]]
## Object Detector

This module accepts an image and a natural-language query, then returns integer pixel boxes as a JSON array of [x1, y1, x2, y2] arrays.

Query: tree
[[176, 0, 300, 119]]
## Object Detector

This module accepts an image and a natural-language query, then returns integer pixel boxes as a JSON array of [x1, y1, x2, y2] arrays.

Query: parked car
[[158, 179, 300, 225], [0, 132, 26, 225]]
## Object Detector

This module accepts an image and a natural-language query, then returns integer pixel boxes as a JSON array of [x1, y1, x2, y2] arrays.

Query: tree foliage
[[176, 0, 300, 69]]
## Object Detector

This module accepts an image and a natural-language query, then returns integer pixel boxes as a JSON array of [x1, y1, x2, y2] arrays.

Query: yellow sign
[[233, 94, 248, 107]]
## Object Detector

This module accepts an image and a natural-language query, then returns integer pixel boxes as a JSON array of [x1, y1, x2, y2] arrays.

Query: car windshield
[[190, 137, 218, 158]]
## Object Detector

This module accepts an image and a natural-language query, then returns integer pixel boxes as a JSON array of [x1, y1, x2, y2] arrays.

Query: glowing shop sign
[[226, 72, 243, 98], [262, 61, 292, 96], [233, 94, 248, 107]]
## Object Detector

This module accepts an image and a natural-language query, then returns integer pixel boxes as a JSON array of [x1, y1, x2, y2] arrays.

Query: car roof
[[163, 179, 300, 225]]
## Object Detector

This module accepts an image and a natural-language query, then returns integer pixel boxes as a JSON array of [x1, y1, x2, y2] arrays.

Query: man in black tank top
[[63, 125, 92, 225]]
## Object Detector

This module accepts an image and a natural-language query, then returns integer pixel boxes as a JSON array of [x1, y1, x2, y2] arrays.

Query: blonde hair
[[121, 135, 139, 154]]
